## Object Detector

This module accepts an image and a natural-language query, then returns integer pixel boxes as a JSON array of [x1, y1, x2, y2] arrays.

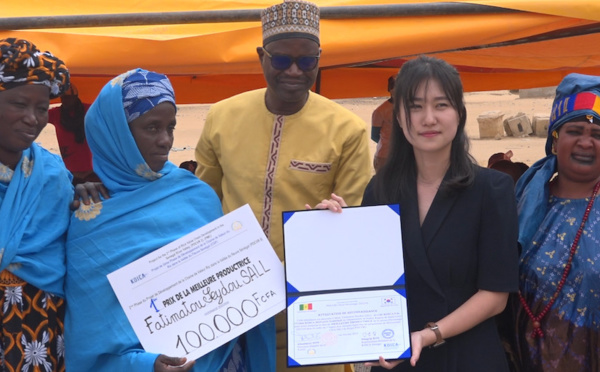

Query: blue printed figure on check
[[301, 56, 519, 372], [65, 69, 283, 372]]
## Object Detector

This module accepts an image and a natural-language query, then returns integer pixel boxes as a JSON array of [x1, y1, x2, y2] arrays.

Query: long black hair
[[372, 56, 476, 203]]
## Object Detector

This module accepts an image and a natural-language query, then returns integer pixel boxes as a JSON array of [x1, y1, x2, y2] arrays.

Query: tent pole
[[0, 3, 520, 30]]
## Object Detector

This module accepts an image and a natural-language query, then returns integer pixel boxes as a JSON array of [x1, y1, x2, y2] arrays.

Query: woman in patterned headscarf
[[0, 37, 72, 371], [65, 68, 275, 372], [514, 73, 600, 371]]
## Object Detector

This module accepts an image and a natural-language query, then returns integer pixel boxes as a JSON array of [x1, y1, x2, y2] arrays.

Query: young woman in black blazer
[[313, 56, 519, 371]]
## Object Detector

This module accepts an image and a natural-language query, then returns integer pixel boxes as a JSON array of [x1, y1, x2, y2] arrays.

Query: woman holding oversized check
[[313, 56, 518, 371], [65, 69, 275, 372]]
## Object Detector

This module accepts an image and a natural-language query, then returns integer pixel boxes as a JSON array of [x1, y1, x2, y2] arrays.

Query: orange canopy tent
[[2, 0, 600, 103]]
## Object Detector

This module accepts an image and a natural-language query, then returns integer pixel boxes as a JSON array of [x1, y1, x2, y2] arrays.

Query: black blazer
[[363, 167, 519, 372]]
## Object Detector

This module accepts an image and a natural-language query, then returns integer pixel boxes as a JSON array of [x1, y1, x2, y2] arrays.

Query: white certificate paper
[[283, 205, 411, 367], [107, 204, 285, 362]]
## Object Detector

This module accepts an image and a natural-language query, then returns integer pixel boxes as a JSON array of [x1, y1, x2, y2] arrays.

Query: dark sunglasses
[[261, 48, 320, 72]]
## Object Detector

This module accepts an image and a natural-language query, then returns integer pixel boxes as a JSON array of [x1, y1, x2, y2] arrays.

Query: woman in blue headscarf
[[65, 69, 275, 372], [0, 37, 72, 372], [514, 73, 600, 371]]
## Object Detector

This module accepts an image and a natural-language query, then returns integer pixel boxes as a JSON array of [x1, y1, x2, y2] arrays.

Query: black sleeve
[[360, 176, 377, 206], [477, 170, 520, 293]]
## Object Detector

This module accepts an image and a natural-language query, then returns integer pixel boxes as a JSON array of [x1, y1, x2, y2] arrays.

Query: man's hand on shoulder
[[70, 182, 110, 211]]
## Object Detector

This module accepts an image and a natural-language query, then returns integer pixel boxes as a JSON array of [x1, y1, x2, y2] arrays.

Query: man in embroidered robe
[[195, 1, 371, 371]]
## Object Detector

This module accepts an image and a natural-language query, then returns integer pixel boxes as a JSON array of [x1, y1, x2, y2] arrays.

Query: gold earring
[[551, 145, 557, 155], [552, 130, 558, 139]]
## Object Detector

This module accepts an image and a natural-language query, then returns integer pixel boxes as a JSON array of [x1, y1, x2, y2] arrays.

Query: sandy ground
[[37, 90, 553, 170]]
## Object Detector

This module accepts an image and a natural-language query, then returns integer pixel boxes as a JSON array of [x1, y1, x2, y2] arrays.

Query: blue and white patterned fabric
[[517, 193, 600, 370], [519, 194, 600, 328], [65, 69, 275, 372], [0, 144, 72, 296], [122, 69, 176, 123]]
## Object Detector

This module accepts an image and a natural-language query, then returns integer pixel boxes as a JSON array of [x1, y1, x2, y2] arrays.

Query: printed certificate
[[283, 205, 410, 367], [107, 204, 285, 362]]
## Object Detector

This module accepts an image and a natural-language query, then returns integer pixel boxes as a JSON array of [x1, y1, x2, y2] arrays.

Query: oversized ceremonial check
[[283, 205, 411, 367], [107, 204, 285, 361]]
